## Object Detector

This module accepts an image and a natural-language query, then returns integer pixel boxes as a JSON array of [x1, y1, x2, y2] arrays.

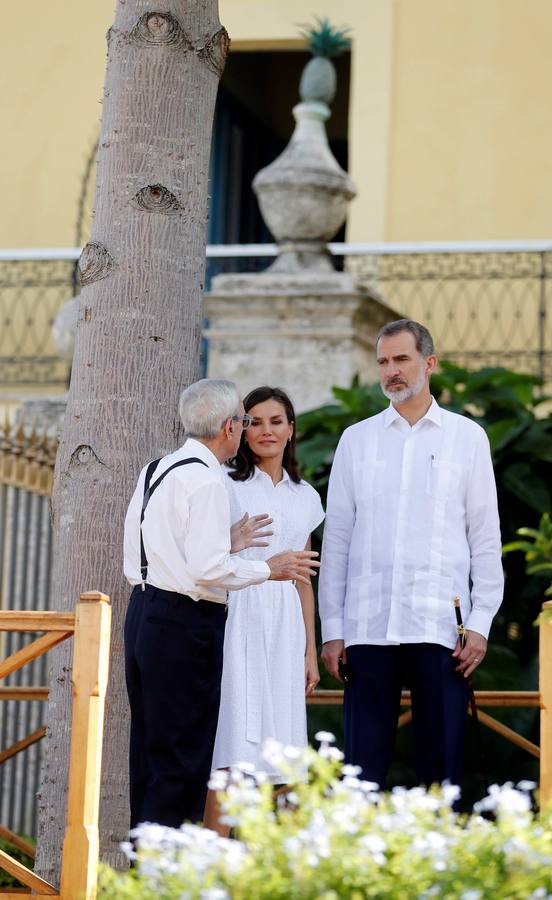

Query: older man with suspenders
[[123, 379, 319, 828]]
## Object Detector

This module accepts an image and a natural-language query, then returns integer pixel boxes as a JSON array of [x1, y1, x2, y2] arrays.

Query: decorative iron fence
[[0, 422, 57, 836], [0, 241, 550, 389], [345, 245, 552, 382], [0, 252, 77, 387]]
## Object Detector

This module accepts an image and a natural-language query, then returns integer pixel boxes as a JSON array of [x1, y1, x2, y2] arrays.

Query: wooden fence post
[[540, 599, 552, 809], [59, 592, 111, 900]]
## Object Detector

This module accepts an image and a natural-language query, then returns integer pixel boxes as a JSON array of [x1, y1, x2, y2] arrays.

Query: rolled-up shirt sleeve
[[183, 479, 270, 590], [319, 434, 355, 643], [464, 430, 504, 638]]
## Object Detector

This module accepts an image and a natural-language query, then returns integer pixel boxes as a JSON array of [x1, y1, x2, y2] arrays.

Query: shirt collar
[[252, 465, 300, 492], [181, 437, 221, 469], [383, 396, 442, 429]]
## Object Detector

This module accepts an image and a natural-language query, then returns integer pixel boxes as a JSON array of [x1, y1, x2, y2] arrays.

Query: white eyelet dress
[[211, 466, 325, 782]]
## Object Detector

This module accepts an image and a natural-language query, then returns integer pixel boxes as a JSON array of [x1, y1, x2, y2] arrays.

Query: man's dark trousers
[[344, 643, 469, 789], [124, 584, 226, 829]]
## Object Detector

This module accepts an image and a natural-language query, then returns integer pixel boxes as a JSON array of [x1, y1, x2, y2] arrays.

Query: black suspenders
[[139, 456, 208, 590]]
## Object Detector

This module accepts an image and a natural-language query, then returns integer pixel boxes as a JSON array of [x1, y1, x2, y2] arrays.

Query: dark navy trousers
[[344, 643, 469, 790], [124, 584, 226, 829]]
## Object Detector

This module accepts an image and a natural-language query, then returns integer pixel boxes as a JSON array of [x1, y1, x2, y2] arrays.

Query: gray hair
[[376, 319, 436, 358], [178, 379, 240, 439]]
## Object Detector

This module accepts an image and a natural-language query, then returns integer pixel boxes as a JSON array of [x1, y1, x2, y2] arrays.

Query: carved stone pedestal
[[204, 271, 394, 413]]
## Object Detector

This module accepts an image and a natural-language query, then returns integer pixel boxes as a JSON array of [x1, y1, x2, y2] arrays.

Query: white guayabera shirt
[[319, 399, 504, 649], [124, 438, 269, 604]]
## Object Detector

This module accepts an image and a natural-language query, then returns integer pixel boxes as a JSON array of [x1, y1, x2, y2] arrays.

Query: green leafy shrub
[[503, 513, 552, 597], [98, 739, 551, 900]]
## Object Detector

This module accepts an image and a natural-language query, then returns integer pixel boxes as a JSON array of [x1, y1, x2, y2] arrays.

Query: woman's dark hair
[[228, 386, 301, 483]]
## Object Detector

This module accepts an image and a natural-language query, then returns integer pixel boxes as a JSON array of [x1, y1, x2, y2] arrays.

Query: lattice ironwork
[[1, 248, 551, 389], [347, 251, 552, 381], [0, 258, 74, 387]]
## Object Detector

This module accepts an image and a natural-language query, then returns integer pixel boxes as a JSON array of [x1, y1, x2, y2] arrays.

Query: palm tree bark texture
[[35, 1, 228, 881]]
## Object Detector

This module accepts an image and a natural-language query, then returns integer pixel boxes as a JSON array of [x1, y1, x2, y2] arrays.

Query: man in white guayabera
[[319, 320, 504, 791], [123, 379, 319, 829]]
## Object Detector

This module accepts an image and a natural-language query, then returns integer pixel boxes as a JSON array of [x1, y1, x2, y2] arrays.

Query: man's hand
[[452, 630, 488, 679], [230, 512, 273, 553], [321, 639, 347, 682], [267, 550, 319, 585]]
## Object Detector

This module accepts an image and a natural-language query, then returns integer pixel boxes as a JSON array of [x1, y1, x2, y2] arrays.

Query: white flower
[[208, 770, 228, 791], [517, 779, 537, 792], [441, 783, 461, 807], [359, 779, 380, 794], [314, 730, 336, 744], [359, 833, 386, 863], [474, 783, 531, 817], [283, 745, 303, 760], [412, 830, 448, 857], [318, 744, 344, 761], [262, 738, 285, 768], [284, 836, 301, 855], [342, 763, 363, 777], [234, 761, 256, 773], [219, 814, 239, 827], [119, 840, 136, 861]]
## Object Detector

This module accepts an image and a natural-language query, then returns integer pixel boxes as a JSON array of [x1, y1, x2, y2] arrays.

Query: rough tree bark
[[35, 0, 228, 882]]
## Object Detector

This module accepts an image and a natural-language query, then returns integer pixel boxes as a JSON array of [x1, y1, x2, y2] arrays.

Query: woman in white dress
[[204, 386, 324, 834]]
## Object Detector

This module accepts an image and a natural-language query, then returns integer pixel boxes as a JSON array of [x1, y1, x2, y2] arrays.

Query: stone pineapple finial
[[298, 17, 351, 104], [253, 18, 356, 274]]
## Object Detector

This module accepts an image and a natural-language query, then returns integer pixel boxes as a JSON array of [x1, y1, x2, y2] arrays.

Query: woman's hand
[[230, 512, 273, 553], [305, 647, 320, 695]]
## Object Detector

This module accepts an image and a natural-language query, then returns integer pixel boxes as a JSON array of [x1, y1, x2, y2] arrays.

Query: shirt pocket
[[348, 571, 384, 621], [411, 571, 454, 621], [425, 459, 462, 501]]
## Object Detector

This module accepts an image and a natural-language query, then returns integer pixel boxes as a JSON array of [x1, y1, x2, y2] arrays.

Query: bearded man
[[319, 319, 503, 791]]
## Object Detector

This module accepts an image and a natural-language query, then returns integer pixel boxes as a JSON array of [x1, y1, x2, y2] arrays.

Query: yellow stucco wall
[[1, 0, 552, 247], [0, 1, 114, 249], [387, 0, 552, 241]]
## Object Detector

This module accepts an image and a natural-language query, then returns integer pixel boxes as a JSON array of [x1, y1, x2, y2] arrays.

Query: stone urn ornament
[[253, 18, 356, 273]]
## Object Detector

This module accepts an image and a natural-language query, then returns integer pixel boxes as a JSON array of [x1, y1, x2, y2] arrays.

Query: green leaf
[[516, 527, 547, 540], [526, 562, 552, 575], [502, 540, 538, 555], [514, 421, 552, 462], [297, 433, 338, 475], [485, 419, 527, 454], [500, 462, 551, 512]]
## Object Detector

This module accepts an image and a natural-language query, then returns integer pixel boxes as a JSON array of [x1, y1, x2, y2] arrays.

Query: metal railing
[[0, 422, 57, 836], [0, 241, 551, 388]]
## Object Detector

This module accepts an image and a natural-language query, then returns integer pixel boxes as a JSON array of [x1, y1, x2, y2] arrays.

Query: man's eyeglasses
[[231, 414, 253, 429]]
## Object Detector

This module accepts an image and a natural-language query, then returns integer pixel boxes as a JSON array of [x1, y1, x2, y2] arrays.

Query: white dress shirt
[[319, 399, 504, 649], [123, 438, 270, 603]]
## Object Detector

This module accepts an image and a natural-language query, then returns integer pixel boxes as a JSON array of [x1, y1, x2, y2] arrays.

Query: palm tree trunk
[[35, 1, 227, 881]]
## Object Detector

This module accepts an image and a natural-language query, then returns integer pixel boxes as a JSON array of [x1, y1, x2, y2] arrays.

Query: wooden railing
[[308, 599, 552, 806], [0, 592, 111, 899]]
